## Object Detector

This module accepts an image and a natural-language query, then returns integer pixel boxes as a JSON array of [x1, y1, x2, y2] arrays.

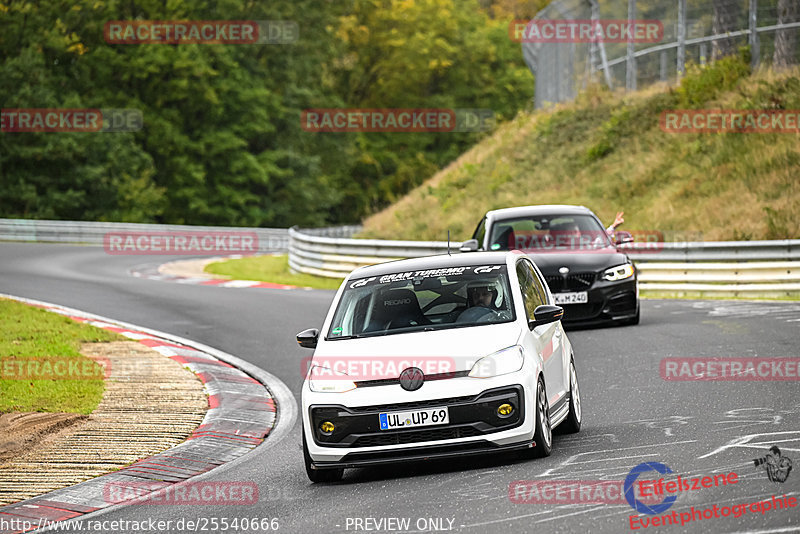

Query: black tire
[[531, 375, 552, 458], [560, 359, 582, 434], [303, 429, 343, 483]]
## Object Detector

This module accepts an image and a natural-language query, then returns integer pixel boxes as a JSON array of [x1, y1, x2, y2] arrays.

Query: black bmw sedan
[[462, 204, 639, 326]]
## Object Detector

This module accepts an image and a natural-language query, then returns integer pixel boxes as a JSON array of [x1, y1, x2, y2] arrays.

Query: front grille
[[545, 272, 596, 292], [351, 426, 482, 447]]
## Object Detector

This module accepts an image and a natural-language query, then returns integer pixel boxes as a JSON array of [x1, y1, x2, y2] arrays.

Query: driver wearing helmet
[[467, 281, 497, 308], [459, 279, 501, 323], [458, 279, 506, 323], [467, 281, 496, 309]]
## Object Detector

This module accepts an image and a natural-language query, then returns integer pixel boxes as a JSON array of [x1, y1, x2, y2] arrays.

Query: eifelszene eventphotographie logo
[[754, 446, 793, 483]]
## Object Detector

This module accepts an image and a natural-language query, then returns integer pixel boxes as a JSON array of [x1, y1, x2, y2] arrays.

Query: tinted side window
[[526, 261, 549, 305], [516, 261, 543, 319], [472, 217, 486, 247]]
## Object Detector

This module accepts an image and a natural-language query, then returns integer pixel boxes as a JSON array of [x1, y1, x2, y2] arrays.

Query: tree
[[774, 0, 799, 69], [711, 0, 740, 60]]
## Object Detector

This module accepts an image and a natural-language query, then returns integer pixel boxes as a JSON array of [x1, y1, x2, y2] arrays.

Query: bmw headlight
[[469, 346, 524, 378], [308, 365, 357, 393], [603, 263, 634, 281]]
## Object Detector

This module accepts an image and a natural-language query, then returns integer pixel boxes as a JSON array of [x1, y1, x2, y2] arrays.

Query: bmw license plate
[[553, 291, 588, 305], [379, 407, 449, 430]]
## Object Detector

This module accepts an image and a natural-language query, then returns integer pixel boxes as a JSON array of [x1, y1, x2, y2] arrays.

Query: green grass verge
[[205, 254, 344, 290], [0, 298, 122, 414]]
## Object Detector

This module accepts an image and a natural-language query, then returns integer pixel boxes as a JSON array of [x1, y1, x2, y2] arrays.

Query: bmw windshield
[[488, 214, 613, 251], [327, 265, 515, 339]]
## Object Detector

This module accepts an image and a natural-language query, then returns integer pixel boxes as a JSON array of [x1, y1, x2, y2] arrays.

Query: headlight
[[307, 365, 357, 393], [469, 346, 524, 378], [603, 263, 634, 281]]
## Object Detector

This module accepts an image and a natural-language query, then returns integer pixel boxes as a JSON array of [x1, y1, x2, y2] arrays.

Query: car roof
[[349, 251, 516, 279], [485, 204, 594, 220]]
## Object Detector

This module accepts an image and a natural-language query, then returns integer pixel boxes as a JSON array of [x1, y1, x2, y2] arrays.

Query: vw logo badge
[[559, 266, 570, 275], [399, 367, 425, 391]]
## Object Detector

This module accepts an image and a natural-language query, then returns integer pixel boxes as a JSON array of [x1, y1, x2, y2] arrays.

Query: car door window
[[526, 261, 549, 306], [516, 261, 543, 320], [472, 217, 486, 246]]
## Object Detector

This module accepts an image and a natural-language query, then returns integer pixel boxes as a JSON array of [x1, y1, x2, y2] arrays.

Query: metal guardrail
[[288, 227, 455, 278], [288, 227, 800, 296], [621, 240, 800, 262], [0, 218, 289, 252], [2, 220, 796, 296]]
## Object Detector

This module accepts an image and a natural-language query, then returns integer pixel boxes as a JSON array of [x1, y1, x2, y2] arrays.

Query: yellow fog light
[[497, 403, 514, 417], [320, 421, 335, 435]]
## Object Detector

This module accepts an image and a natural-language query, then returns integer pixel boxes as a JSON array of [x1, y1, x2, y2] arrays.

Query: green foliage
[[676, 48, 752, 108], [764, 206, 792, 239], [0, 0, 532, 226], [361, 67, 800, 243]]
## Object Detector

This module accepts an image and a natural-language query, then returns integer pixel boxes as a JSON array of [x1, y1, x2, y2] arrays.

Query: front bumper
[[311, 439, 534, 470], [309, 386, 524, 448], [302, 373, 537, 467], [556, 278, 638, 325]]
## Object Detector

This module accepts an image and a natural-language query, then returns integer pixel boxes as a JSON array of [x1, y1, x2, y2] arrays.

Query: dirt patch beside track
[[0, 413, 88, 464]]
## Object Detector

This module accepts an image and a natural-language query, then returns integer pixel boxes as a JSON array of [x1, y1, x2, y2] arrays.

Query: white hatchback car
[[297, 251, 582, 482]]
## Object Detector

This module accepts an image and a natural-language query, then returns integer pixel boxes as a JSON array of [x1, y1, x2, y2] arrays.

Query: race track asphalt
[[1, 242, 798, 534]]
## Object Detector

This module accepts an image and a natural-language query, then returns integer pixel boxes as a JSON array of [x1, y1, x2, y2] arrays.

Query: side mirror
[[528, 305, 564, 329], [615, 231, 634, 245], [296, 328, 319, 349], [460, 239, 479, 252]]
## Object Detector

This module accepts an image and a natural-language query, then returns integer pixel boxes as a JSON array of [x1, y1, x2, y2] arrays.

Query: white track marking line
[[534, 505, 608, 523], [699, 431, 800, 459], [537, 441, 696, 477]]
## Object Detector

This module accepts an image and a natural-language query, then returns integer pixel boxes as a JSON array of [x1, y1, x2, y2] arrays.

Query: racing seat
[[364, 289, 431, 332]]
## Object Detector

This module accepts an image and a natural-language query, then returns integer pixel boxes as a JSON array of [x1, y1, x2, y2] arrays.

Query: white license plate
[[553, 291, 588, 305], [379, 407, 449, 430]]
